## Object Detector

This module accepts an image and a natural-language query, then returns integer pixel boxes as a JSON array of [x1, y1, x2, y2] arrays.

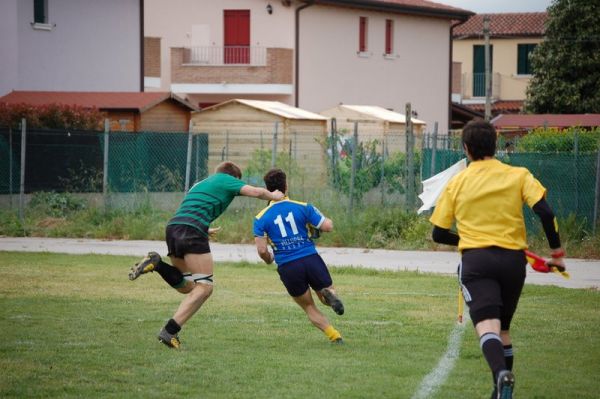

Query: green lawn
[[0, 252, 598, 398]]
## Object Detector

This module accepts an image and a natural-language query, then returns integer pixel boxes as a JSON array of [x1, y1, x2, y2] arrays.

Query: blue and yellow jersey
[[253, 198, 326, 266]]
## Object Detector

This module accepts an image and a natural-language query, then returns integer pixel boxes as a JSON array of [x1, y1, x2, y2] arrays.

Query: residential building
[[0, 0, 143, 96], [144, 0, 473, 133], [452, 12, 547, 115]]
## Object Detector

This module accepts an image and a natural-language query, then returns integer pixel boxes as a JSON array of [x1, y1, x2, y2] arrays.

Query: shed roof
[[0, 91, 198, 112], [492, 114, 600, 129], [322, 104, 427, 125], [201, 99, 328, 121], [453, 12, 547, 39]]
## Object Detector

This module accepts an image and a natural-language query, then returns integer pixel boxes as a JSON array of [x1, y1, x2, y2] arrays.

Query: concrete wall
[[299, 5, 451, 134], [0, 0, 141, 96]]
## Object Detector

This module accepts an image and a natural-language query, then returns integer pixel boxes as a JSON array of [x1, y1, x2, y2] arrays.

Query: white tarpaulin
[[417, 158, 467, 214]]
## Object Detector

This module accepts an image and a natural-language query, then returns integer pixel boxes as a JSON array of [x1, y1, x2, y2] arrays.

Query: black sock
[[165, 318, 181, 335], [480, 332, 506, 380], [154, 260, 185, 287], [504, 344, 514, 371]]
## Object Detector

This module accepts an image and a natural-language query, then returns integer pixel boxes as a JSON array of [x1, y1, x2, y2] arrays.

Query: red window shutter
[[359, 17, 367, 52], [224, 10, 250, 64], [385, 19, 393, 55]]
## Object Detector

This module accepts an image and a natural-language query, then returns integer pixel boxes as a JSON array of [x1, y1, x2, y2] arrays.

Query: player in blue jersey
[[253, 168, 344, 343]]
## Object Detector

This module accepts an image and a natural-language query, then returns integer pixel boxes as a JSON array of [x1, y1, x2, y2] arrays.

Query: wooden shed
[[0, 91, 198, 132], [190, 99, 329, 181], [320, 105, 427, 153]]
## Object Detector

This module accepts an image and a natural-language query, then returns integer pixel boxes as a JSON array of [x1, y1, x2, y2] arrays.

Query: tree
[[525, 0, 600, 114]]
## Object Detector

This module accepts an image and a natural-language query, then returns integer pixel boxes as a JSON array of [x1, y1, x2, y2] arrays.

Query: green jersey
[[168, 173, 246, 233]]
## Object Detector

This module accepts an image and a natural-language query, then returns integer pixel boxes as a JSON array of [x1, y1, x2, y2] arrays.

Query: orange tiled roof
[[0, 91, 198, 112], [453, 12, 547, 39], [466, 101, 524, 114]]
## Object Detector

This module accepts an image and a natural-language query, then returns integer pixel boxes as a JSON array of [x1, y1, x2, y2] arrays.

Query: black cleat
[[321, 288, 345, 315], [129, 251, 161, 281], [496, 370, 515, 399], [158, 327, 181, 349]]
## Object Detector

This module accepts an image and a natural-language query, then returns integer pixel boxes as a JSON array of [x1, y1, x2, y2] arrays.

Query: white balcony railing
[[185, 46, 267, 66]]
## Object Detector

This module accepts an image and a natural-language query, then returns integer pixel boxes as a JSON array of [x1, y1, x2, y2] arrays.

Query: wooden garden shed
[[190, 99, 329, 180], [320, 104, 427, 153]]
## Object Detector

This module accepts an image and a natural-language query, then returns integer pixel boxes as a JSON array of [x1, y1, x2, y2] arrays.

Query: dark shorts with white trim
[[277, 253, 333, 297], [458, 246, 526, 330], [165, 224, 210, 258]]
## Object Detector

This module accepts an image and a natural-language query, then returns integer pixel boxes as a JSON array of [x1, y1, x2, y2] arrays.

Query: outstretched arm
[[255, 236, 274, 264], [240, 185, 284, 201], [532, 198, 565, 267]]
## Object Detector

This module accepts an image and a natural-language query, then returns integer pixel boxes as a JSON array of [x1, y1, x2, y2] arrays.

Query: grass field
[[1, 252, 599, 398]]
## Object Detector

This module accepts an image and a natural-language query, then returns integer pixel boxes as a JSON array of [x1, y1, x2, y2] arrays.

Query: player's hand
[[208, 227, 221, 237], [270, 190, 284, 201], [548, 257, 566, 272]]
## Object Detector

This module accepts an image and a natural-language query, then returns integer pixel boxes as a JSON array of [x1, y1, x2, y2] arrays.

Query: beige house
[[144, 0, 473, 134], [452, 12, 547, 115], [190, 99, 328, 181], [320, 104, 426, 153]]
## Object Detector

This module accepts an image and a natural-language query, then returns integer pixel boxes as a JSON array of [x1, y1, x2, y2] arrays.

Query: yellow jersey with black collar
[[430, 158, 546, 251]]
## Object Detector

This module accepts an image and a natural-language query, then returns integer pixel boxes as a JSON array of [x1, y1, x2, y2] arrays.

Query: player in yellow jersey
[[430, 120, 567, 399]]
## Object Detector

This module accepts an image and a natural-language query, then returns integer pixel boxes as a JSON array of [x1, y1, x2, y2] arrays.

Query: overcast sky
[[439, 0, 553, 13]]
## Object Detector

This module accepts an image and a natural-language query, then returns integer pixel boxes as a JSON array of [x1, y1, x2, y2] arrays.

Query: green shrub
[[516, 127, 600, 153], [28, 191, 87, 217]]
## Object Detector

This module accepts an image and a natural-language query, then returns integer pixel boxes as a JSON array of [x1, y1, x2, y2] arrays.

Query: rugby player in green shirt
[[129, 161, 284, 348]]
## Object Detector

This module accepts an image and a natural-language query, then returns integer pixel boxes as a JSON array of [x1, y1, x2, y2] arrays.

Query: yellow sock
[[324, 325, 342, 342]]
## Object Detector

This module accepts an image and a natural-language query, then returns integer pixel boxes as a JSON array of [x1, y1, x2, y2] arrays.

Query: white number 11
[[274, 212, 299, 237]]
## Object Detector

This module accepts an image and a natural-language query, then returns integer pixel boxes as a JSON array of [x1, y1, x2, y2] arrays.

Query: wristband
[[551, 249, 565, 259]]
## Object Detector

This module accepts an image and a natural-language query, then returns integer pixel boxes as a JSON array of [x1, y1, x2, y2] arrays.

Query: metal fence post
[[405, 103, 415, 209], [431, 121, 438, 177], [574, 129, 579, 214], [349, 121, 358, 215], [19, 118, 26, 226], [8, 127, 13, 208], [381, 137, 386, 205], [102, 119, 110, 207], [594, 149, 600, 234], [271, 121, 279, 168], [185, 121, 193, 192], [331, 118, 337, 186]]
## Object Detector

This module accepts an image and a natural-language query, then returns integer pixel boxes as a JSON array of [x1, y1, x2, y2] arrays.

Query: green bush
[[515, 127, 600, 153], [28, 191, 87, 217]]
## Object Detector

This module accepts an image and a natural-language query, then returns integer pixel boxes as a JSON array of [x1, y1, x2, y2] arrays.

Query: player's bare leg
[[293, 289, 343, 343]]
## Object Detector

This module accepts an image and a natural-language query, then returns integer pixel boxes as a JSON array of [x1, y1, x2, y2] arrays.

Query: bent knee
[[190, 283, 213, 300]]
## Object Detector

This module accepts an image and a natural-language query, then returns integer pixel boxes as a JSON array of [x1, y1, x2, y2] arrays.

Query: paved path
[[1, 237, 599, 290]]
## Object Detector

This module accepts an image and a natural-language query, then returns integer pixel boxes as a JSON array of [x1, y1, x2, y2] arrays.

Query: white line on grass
[[411, 321, 467, 399]]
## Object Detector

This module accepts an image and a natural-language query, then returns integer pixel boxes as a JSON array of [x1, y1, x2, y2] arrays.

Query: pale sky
[[438, 0, 553, 13]]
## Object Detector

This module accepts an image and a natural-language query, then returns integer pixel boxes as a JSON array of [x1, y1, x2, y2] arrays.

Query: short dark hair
[[462, 119, 497, 160], [263, 168, 286, 192], [215, 161, 242, 179]]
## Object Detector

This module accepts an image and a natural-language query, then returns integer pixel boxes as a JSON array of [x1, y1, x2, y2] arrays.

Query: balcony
[[170, 46, 293, 95], [184, 46, 267, 66], [460, 72, 501, 101]]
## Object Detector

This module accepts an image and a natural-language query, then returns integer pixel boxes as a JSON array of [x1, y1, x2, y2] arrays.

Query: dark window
[[385, 19, 393, 55], [359, 16, 368, 52], [473, 44, 493, 97], [517, 43, 537, 75], [34, 0, 47, 24]]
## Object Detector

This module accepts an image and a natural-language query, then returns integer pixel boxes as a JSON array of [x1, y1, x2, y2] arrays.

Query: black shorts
[[277, 253, 333, 297], [459, 247, 526, 330], [165, 224, 210, 258]]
